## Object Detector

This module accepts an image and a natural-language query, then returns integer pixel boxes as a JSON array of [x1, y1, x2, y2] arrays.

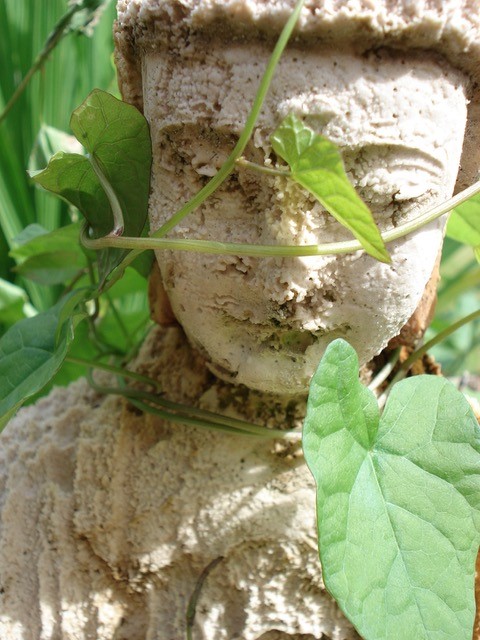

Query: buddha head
[[115, 0, 480, 394]]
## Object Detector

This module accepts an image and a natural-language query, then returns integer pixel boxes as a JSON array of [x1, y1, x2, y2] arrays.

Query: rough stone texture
[[113, 0, 480, 395], [114, 0, 480, 108], [114, 0, 480, 188], [0, 326, 360, 640], [144, 46, 467, 394]]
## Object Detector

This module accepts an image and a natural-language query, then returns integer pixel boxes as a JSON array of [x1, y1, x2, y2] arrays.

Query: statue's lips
[[220, 315, 323, 353], [207, 316, 337, 359]]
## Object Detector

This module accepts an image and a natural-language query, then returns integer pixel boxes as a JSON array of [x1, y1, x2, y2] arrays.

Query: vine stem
[[186, 557, 224, 640], [367, 348, 401, 392], [90, 155, 125, 236], [82, 179, 480, 258], [67, 355, 301, 438], [65, 355, 162, 388], [235, 157, 292, 177], [376, 308, 480, 408]]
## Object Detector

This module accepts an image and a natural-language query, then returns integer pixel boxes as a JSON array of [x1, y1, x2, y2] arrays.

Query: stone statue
[[1, 1, 479, 638]]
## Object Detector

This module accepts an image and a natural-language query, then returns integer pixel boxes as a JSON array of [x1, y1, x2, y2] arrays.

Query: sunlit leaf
[[303, 339, 480, 640], [32, 89, 152, 283], [271, 114, 390, 263]]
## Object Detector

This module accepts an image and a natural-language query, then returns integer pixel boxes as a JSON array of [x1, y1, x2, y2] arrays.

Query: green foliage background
[[0, 0, 117, 311], [0, 0, 153, 394]]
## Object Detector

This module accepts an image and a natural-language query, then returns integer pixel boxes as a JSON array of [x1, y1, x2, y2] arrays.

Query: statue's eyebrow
[[342, 143, 446, 173]]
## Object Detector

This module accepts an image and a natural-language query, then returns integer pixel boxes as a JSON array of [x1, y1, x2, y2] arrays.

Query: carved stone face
[[143, 45, 468, 394]]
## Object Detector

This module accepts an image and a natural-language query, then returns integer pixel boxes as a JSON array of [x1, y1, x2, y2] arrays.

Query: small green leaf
[[303, 339, 480, 640], [0, 290, 88, 430], [447, 194, 480, 248], [30, 152, 112, 235], [32, 90, 152, 283], [10, 223, 88, 285], [13, 252, 86, 285], [11, 223, 85, 259], [271, 114, 390, 263]]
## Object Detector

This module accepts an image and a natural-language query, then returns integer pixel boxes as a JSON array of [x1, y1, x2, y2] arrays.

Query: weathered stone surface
[[0, 326, 360, 639]]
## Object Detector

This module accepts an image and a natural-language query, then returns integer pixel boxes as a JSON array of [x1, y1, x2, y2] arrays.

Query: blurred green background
[[0, 0, 478, 395], [0, 0, 117, 309], [0, 0, 151, 393]]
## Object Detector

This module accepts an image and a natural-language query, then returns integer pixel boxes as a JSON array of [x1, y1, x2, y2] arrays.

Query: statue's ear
[[148, 260, 177, 326]]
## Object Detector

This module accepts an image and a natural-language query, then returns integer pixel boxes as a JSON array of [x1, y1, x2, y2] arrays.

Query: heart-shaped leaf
[[303, 339, 480, 640], [271, 114, 390, 263], [32, 90, 152, 283]]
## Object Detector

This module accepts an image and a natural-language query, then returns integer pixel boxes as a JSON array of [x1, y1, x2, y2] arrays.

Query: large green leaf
[[32, 89, 152, 282], [303, 339, 480, 640], [447, 194, 480, 263], [271, 114, 390, 263], [0, 289, 87, 430]]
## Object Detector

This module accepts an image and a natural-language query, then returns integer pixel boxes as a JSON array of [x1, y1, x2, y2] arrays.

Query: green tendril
[[75, 356, 299, 438], [82, 179, 480, 259]]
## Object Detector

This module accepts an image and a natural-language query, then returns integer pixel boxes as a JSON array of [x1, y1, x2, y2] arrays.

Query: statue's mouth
[[222, 314, 352, 357]]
